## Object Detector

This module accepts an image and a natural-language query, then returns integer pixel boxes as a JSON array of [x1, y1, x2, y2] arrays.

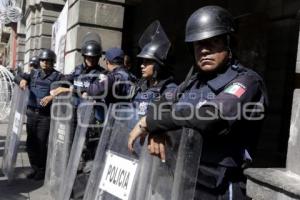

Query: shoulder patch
[[224, 82, 246, 98]]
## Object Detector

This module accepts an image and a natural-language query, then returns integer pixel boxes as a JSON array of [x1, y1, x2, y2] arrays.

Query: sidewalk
[[0, 122, 50, 200]]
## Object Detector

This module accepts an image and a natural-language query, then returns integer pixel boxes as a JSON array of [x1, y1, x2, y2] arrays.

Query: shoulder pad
[[74, 64, 84, 74]]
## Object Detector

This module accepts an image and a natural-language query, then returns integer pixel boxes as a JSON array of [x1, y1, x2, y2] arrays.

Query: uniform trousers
[[26, 108, 51, 172]]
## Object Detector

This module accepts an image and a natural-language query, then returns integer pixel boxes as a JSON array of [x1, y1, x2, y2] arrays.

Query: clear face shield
[[138, 20, 171, 64]]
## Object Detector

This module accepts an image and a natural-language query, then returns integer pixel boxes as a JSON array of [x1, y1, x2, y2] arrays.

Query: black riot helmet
[[39, 49, 56, 61], [185, 6, 235, 42], [29, 56, 39, 68], [137, 20, 171, 65], [81, 32, 102, 57]]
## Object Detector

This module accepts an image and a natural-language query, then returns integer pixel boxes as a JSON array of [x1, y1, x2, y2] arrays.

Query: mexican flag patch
[[224, 82, 246, 98]]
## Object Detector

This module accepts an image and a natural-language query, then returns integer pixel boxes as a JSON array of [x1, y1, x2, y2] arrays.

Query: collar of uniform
[[138, 79, 148, 92], [40, 68, 54, 79], [154, 77, 174, 89], [111, 65, 124, 72], [83, 64, 101, 74], [206, 65, 238, 92]]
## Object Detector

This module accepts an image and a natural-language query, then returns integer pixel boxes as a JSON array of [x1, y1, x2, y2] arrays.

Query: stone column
[[296, 9, 300, 88], [65, 0, 125, 73], [16, 21, 26, 66], [14, 0, 26, 67], [23, 0, 64, 71], [245, 11, 300, 199]]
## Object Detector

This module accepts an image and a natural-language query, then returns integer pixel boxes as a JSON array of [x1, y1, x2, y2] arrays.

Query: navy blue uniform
[[17, 68, 63, 173], [63, 64, 105, 131], [133, 77, 177, 116], [146, 62, 268, 199], [63, 64, 105, 160], [132, 77, 177, 155], [87, 66, 135, 104], [64, 64, 105, 107]]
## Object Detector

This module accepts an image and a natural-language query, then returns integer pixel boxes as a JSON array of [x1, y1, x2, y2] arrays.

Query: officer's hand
[[99, 74, 108, 83], [19, 79, 28, 90], [40, 95, 53, 107], [128, 117, 149, 153], [148, 134, 166, 162], [50, 87, 71, 97], [81, 92, 88, 99]]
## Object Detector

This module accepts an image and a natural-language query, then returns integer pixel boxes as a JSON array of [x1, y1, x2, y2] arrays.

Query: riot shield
[[44, 93, 74, 199], [83, 103, 139, 200], [132, 128, 202, 200], [83, 104, 202, 200], [57, 100, 95, 200], [2, 86, 29, 181]]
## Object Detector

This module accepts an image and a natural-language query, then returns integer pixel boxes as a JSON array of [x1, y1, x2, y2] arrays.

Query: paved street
[[0, 122, 50, 200]]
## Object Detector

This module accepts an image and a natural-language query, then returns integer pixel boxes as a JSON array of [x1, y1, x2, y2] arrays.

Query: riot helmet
[[185, 6, 235, 42], [81, 32, 102, 57], [29, 56, 39, 69], [39, 49, 56, 62], [137, 20, 171, 66]]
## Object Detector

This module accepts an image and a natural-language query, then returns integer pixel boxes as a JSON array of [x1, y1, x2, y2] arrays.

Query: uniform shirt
[[133, 77, 177, 116], [63, 64, 105, 107], [87, 66, 135, 104], [146, 61, 268, 167], [19, 68, 63, 112], [59, 64, 105, 122]]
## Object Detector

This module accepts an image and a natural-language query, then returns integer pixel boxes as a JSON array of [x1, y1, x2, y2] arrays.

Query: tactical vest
[[175, 64, 263, 168], [133, 78, 176, 116], [72, 64, 103, 107], [105, 67, 136, 104], [28, 69, 61, 110]]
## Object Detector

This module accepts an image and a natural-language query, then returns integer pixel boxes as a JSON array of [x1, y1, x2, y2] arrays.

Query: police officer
[[50, 34, 105, 198], [51, 33, 104, 105], [50, 32, 105, 132], [18, 49, 62, 180], [128, 6, 268, 199], [50, 33, 105, 165], [28, 56, 40, 72], [133, 21, 177, 116], [87, 47, 135, 104]]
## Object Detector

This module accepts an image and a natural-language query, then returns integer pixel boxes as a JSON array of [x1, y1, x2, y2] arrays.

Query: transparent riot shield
[[44, 93, 74, 199], [57, 100, 95, 200], [132, 128, 202, 200], [83, 103, 139, 200], [83, 104, 203, 200], [2, 86, 29, 181]]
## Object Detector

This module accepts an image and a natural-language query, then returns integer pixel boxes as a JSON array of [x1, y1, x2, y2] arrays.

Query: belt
[[28, 107, 50, 115]]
